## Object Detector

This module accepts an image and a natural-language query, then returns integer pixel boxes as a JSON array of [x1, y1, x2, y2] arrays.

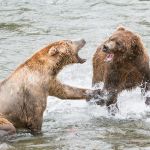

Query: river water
[[0, 0, 150, 149]]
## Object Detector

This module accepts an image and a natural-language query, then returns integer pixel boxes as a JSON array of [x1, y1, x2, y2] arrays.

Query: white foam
[[46, 87, 150, 121], [0, 143, 14, 150], [86, 87, 150, 120]]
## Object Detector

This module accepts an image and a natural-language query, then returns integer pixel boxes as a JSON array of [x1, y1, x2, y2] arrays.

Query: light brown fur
[[0, 114, 16, 138], [0, 39, 88, 136]]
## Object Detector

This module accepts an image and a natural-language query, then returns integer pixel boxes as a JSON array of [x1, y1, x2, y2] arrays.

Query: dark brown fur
[[89, 26, 150, 113]]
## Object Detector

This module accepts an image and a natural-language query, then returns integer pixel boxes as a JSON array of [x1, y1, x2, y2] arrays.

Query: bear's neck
[[50, 61, 67, 76], [48, 56, 70, 76]]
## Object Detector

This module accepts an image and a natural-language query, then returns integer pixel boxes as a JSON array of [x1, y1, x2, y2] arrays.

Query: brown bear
[[0, 114, 16, 139], [0, 39, 88, 137], [87, 26, 150, 114]]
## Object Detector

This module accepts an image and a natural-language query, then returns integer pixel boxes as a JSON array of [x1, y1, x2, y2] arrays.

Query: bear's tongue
[[104, 54, 114, 62]]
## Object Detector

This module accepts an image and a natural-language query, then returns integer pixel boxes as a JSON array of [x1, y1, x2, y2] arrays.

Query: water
[[0, 0, 150, 149]]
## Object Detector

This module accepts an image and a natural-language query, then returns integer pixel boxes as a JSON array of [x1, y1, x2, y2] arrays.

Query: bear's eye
[[66, 41, 73, 44], [109, 37, 116, 41], [109, 38, 113, 41], [116, 41, 121, 46]]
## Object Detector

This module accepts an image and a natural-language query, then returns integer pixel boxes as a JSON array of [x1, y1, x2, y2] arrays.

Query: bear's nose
[[73, 39, 86, 51], [79, 39, 86, 45], [102, 44, 109, 52], [74, 39, 86, 47]]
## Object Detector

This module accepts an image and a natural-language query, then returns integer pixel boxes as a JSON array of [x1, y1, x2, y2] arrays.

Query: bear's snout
[[102, 44, 110, 53], [73, 39, 86, 51], [102, 41, 116, 53]]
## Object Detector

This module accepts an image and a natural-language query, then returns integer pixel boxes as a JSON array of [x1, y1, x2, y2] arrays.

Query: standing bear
[[87, 26, 150, 113], [0, 39, 88, 138]]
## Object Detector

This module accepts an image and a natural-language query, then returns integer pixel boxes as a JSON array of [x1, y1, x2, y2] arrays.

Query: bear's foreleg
[[49, 80, 88, 100]]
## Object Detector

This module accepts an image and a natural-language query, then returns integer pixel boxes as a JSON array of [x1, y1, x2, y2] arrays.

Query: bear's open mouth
[[77, 54, 86, 64], [104, 53, 114, 62], [76, 42, 86, 64]]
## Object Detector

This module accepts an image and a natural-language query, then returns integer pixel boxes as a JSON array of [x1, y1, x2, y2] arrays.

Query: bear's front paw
[[86, 89, 106, 106], [107, 104, 119, 116], [145, 97, 150, 105]]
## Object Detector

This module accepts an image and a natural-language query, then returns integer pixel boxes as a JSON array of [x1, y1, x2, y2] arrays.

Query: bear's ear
[[48, 47, 59, 56], [117, 25, 126, 31], [131, 35, 144, 55]]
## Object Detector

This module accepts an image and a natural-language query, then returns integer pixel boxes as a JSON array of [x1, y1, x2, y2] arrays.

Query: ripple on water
[[0, 23, 28, 32], [0, 0, 150, 149]]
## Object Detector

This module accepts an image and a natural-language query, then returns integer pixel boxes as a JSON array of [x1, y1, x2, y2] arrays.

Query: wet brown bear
[[0, 39, 88, 137], [88, 26, 150, 114], [0, 114, 16, 139]]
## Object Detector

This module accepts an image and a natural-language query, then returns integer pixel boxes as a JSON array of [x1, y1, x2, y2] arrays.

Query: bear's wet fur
[[0, 39, 88, 136], [90, 26, 150, 114]]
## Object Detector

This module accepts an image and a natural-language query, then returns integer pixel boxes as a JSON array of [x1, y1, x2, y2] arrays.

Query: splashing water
[[86, 87, 150, 119], [0, 0, 150, 149]]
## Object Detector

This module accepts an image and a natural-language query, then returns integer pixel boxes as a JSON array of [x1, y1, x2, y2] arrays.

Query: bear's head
[[48, 39, 86, 65], [25, 39, 86, 75], [100, 26, 145, 62]]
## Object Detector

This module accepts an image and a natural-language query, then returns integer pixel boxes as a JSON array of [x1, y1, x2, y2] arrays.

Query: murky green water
[[0, 0, 150, 149]]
